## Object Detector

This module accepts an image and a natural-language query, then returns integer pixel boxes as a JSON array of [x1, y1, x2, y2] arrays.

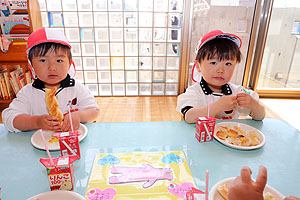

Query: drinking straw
[[61, 140, 76, 156], [203, 123, 211, 140], [242, 88, 251, 94], [68, 107, 74, 133], [207, 95, 210, 118], [205, 170, 209, 200], [39, 129, 54, 166]]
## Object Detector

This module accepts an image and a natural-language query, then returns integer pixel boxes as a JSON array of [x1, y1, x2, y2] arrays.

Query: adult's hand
[[228, 165, 267, 200], [284, 197, 300, 200]]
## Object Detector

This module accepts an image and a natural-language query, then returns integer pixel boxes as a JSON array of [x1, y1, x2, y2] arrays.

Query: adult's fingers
[[284, 196, 299, 200], [232, 175, 242, 186], [240, 166, 252, 183], [256, 165, 267, 191]]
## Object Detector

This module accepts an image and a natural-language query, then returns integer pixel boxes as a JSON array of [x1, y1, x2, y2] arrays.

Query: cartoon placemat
[[85, 151, 196, 200]]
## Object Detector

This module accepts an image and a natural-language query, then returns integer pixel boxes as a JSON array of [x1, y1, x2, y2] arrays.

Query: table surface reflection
[[0, 118, 300, 199]]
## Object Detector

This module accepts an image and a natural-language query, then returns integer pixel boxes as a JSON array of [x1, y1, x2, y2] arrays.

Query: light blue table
[[0, 118, 300, 199]]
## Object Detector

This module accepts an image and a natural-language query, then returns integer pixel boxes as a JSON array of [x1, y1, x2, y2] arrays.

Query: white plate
[[31, 124, 88, 151], [214, 122, 266, 150], [26, 190, 85, 200], [209, 177, 285, 200]]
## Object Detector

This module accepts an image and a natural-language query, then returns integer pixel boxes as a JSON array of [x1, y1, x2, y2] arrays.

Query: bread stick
[[45, 87, 63, 122]]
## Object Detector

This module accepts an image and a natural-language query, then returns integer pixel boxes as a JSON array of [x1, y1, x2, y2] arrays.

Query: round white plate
[[209, 177, 285, 200], [31, 123, 88, 151], [214, 122, 266, 150], [26, 190, 85, 200]]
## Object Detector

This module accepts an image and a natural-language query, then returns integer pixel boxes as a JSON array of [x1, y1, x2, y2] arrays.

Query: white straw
[[207, 95, 210, 118], [203, 123, 211, 140], [61, 140, 76, 155], [68, 107, 74, 132]]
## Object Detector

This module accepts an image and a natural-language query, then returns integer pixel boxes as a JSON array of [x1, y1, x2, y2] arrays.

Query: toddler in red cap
[[176, 30, 265, 123], [3, 28, 99, 132]]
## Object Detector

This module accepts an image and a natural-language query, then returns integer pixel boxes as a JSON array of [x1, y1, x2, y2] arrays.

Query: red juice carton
[[186, 187, 206, 200], [40, 155, 78, 191], [54, 131, 81, 159], [195, 117, 217, 142]]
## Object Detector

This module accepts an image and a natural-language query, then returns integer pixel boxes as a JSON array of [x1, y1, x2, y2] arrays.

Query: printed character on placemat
[[85, 151, 201, 199], [109, 163, 173, 188]]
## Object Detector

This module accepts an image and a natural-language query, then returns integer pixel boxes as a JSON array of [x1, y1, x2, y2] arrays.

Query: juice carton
[[54, 131, 81, 159], [195, 117, 217, 142], [185, 187, 205, 200], [40, 155, 78, 191]]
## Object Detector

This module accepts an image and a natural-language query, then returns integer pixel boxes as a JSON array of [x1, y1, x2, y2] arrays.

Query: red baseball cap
[[192, 30, 242, 82], [26, 27, 76, 77], [26, 27, 71, 55]]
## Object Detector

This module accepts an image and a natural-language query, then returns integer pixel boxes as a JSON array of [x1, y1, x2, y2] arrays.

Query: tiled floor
[[0, 97, 183, 124], [95, 97, 182, 123]]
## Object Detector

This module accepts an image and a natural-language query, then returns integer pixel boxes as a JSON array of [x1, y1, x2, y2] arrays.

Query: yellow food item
[[233, 125, 246, 136], [263, 192, 279, 200], [216, 131, 227, 140], [227, 129, 238, 137], [217, 183, 228, 200], [215, 125, 261, 147], [48, 135, 59, 143], [217, 184, 279, 200], [248, 131, 261, 146], [45, 87, 63, 122], [240, 136, 251, 146]]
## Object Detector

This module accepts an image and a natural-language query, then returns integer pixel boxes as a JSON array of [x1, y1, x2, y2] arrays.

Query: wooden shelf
[[0, 99, 13, 104], [0, 42, 28, 62], [0, 0, 42, 103], [0, 0, 42, 63]]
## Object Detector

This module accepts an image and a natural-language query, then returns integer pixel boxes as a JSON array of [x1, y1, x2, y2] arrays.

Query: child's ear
[[69, 60, 73, 69], [195, 61, 201, 73], [68, 60, 76, 77], [28, 60, 37, 78]]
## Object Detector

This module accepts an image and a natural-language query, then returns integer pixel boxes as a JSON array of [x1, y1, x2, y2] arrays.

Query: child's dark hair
[[196, 38, 241, 63], [28, 42, 72, 63]]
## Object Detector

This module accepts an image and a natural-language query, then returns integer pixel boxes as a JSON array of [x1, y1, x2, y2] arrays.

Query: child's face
[[31, 48, 71, 89], [199, 55, 237, 91]]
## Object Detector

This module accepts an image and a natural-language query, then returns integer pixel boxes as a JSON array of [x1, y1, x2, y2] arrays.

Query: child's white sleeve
[[250, 90, 259, 101], [76, 82, 100, 111], [176, 84, 202, 113], [238, 86, 259, 101], [2, 89, 31, 132]]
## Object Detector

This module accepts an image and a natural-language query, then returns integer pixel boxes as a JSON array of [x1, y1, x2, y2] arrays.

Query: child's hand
[[285, 197, 300, 200], [216, 96, 237, 112], [228, 165, 267, 200], [237, 93, 256, 110], [61, 112, 80, 132], [36, 115, 62, 132]]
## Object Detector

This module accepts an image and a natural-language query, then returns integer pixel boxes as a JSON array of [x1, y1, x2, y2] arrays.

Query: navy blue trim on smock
[[32, 74, 75, 95], [181, 77, 233, 118]]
